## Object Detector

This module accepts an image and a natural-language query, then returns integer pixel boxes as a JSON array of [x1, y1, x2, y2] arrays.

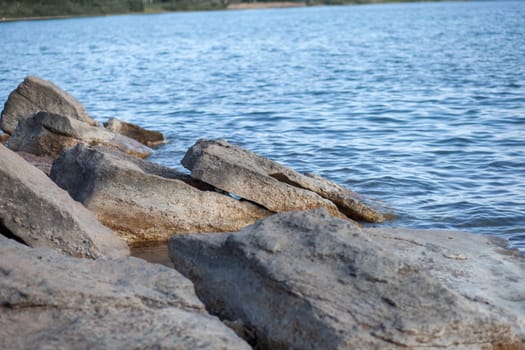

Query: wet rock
[[0, 236, 250, 350], [104, 117, 166, 147], [51, 144, 271, 244], [0, 133, 8, 144], [169, 210, 525, 349], [0, 144, 129, 259], [7, 111, 153, 159], [182, 139, 350, 219], [0, 76, 97, 134]]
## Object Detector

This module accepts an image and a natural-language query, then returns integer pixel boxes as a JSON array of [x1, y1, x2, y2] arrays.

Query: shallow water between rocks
[[1, 0, 524, 251]]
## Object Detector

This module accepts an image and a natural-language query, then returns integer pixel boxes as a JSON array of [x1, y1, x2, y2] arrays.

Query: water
[[1, 1, 524, 251]]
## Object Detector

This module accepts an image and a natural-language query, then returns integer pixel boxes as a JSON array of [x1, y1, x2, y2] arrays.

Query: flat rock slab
[[0, 76, 97, 134], [0, 144, 129, 259], [7, 111, 153, 158], [51, 144, 271, 244], [104, 117, 166, 147], [182, 139, 384, 222], [0, 236, 250, 350], [169, 210, 525, 349]]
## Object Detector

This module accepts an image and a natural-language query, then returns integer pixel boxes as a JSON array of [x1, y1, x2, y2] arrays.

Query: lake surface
[[1, 1, 524, 251]]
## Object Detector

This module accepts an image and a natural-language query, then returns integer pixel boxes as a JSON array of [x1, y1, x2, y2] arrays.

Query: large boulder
[[0, 236, 250, 350], [104, 117, 166, 147], [169, 210, 525, 349], [182, 139, 384, 222], [0, 144, 129, 259], [51, 144, 271, 244], [7, 111, 153, 158], [0, 76, 97, 134]]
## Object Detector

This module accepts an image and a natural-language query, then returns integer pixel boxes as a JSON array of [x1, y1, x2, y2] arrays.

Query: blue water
[[1, 1, 524, 250]]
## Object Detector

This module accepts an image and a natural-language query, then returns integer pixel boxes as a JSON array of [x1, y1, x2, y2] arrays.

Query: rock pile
[[1, 76, 523, 349]]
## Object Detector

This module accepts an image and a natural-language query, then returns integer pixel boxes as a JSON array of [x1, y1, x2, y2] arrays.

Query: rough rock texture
[[0, 76, 97, 134], [16, 151, 54, 176], [7, 111, 153, 158], [0, 236, 250, 350], [169, 210, 525, 350], [51, 144, 271, 244], [182, 139, 383, 222], [104, 117, 166, 147], [0, 133, 8, 144], [0, 144, 129, 259]]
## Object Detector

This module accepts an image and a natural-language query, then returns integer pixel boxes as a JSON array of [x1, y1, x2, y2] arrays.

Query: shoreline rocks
[[0, 143, 129, 259], [0, 236, 250, 350], [104, 117, 166, 147], [182, 139, 385, 222], [169, 209, 524, 349], [7, 111, 153, 159], [0, 76, 97, 134], [51, 144, 271, 244]]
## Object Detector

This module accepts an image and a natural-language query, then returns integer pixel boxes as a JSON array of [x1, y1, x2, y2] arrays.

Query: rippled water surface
[[1, 1, 524, 250]]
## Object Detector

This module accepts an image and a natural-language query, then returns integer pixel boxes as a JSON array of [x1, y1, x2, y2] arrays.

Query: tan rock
[[0, 133, 8, 145], [104, 117, 165, 147], [182, 139, 383, 221], [0, 76, 97, 134], [0, 144, 129, 259], [50, 144, 271, 244], [7, 111, 153, 159]]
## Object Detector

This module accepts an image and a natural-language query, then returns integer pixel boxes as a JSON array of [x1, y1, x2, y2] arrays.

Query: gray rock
[[7, 111, 153, 158], [169, 210, 525, 349], [182, 139, 348, 219], [104, 117, 166, 147], [0, 236, 250, 350], [182, 139, 384, 222], [0, 143, 129, 259], [0, 76, 97, 134], [51, 144, 271, 244]]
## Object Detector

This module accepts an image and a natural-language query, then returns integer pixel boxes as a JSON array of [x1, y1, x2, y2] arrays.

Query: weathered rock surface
[[0, 144, 129, 259], [182, 139, 383, 222], [7, 111, 153, 158], [0, 133, 8, 144], [104, 117, 166, 147], [51, 144, 271, 244], [0, 236, 250, 350], [0, 76, 97, 134], [169, 210, 525, 350], [16, 151, 54, 176]]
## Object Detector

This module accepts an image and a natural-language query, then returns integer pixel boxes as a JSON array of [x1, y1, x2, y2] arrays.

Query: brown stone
[[104, 117, 165, 147], [51, 144, 271, 244], [7, 112, 153, 159]]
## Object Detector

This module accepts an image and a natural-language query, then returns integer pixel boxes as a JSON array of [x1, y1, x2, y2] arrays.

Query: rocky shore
[[0, 76, 523, 349]]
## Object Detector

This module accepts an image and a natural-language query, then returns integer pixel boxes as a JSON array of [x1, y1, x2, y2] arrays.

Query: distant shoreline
[[0, 0, 450, 23]]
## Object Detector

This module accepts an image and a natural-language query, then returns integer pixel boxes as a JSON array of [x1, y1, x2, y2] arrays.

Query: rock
[[0, 76, 97, 134], [0, 133, 8, 144], [169, 210, 525, 349], [15, 151, 54, 176], [104, 117, 166, 147], [0, 144, 129, 259], [7, 111, 153, 159], [182, 139, 350, 219], [0, 236, 250, 350], [51, 144, 271, 244]]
